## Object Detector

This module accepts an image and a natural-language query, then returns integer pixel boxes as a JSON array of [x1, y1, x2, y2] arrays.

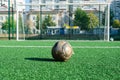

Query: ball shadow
[[24, 57, 62, 62]]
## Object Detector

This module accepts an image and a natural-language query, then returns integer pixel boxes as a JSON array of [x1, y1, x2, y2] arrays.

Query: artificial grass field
[[0, 40, 120, 80]]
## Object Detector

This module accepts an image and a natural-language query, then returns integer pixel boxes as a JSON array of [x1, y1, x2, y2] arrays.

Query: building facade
[[26, 0, 101, 11], [110, 0, 120, 20], [0, 0, 25, 32], [24, 0, 106, 28]]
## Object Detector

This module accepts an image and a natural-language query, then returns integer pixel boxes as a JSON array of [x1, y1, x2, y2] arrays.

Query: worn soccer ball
[[52, 41, 73, 61]]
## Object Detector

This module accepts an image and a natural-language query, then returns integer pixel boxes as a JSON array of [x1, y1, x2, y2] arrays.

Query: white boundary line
[[0, 46, 52, 48], [15, 39, 120, 42], [0, 46, 120, 48], [73, 46, 120, 48]]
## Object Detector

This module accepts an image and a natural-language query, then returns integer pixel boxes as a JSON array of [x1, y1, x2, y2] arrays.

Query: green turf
[[0, 41, 120, 80]]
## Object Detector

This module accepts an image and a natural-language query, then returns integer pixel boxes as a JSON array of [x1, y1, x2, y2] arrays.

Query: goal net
[[16, 1, 110, 41]]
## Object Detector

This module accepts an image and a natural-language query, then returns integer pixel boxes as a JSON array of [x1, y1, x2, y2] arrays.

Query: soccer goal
[[16, 1, 110, 41]]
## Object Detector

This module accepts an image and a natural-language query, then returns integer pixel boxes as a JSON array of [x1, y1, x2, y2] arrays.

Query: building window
[[4, 0, 8, 2], [116, 12, 119, 16], [0, 16, 3, 20], [0, 22, 2, 26], [55, 0, 59, 3], [41, 0, 45, 3], [33, 16, 36, 20]]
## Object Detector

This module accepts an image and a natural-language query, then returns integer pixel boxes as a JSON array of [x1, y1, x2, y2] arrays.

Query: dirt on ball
[[52, 40, 73, 61]]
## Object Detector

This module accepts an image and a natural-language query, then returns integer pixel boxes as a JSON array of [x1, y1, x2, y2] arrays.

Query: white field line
[[0, 46, 52, 48], [16, 40, 109, 42], [0, 46, 120, 48], [73, 46, 120, 48]]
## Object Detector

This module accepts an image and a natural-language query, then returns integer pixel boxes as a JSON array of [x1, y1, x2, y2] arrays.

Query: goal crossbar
[[17, 2, 110, 6]]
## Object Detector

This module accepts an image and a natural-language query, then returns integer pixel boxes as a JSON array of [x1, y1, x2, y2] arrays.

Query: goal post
[[16, 1, 110, 41], [16, 8, 25, 41]]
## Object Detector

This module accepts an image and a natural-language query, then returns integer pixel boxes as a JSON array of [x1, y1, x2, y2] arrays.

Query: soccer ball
[[52, 41, 73, 61], [110, 37, 114, 41]]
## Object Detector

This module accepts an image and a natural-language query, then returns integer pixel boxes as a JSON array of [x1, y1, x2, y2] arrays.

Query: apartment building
[[110, 0, 120, 20], [26, 0, 99, 10], [0, 0, 25, 10], [0, 0, 25, 29], [25, 0, 105, 27]]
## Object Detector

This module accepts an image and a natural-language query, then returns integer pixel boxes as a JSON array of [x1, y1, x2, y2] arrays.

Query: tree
[[36, 14, 40, 29], [87, 13, 99, 30], [2, 17, 16, 30], [42, 15, 56, 29], [102, 9, 114, 26], [112, 19, 120, 28], [26, 20, 34, 29], [73, 8, 89, 30], [26, 20, 35, 34]]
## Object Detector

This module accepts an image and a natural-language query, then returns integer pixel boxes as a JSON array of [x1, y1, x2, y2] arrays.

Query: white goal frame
[[16, 1, 110, 41]]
